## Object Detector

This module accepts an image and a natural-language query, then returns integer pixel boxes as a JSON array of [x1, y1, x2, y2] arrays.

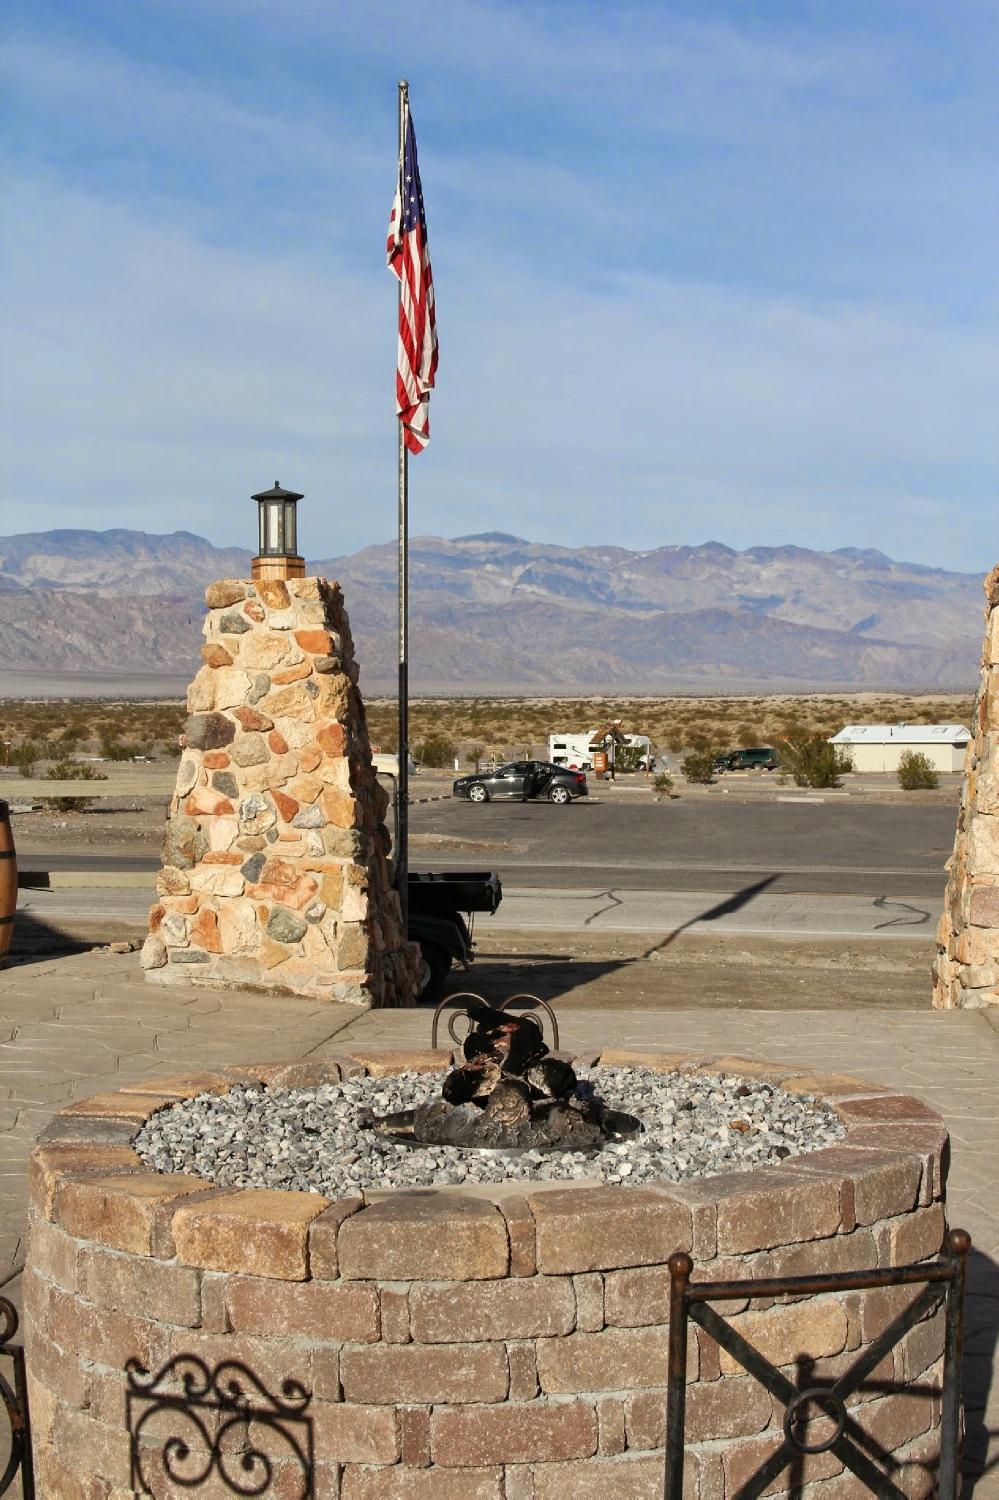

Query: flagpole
[[396, 79, 410, 942]]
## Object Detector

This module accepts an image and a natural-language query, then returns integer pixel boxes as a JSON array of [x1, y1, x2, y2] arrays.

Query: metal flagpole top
[[398, 82, 409, 167]]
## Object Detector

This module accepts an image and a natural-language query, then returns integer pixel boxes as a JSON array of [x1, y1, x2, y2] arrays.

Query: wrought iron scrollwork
[[664, 1228, 970, 1499], [127, 1355, 313, 1497], [0, 1294, 33, 1498], [430, 991, 559, 1051]]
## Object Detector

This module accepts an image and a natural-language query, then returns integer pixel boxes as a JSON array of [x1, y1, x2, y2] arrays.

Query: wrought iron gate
[[665, 1227, 970, 1499], [0, 1295, 33, 1498]]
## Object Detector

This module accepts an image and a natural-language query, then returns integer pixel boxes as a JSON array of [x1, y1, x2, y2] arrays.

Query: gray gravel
[[134, 1068, 844, 1194]]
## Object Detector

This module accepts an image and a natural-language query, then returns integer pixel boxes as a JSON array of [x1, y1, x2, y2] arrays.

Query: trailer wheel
[[417, 940, 452, 1005]]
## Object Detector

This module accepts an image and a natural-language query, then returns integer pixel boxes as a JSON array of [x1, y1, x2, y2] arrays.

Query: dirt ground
[[459, 928, 934, 1010], [5, 921, 934, 1012], [5, 801, 164, 850]]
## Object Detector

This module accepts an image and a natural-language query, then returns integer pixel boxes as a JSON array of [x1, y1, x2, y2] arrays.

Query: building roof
[[828, 724, 971, 745]]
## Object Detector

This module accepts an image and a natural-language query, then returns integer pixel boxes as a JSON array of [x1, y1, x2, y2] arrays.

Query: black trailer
[[407, 870, 502, 1003]]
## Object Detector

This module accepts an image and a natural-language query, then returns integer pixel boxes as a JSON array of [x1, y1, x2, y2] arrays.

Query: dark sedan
[[452, 761, 588, 805]]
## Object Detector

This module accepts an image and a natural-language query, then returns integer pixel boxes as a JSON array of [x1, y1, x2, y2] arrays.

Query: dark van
[[713, 747, 779, 772]]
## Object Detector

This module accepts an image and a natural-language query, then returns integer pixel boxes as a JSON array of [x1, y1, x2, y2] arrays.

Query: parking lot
[[411, 791, 957, 899], [8, 774, 958, 1010]]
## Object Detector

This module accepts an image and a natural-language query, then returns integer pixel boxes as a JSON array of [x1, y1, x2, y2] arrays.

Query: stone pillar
[[141, 576, 420, 1007], [933, 565, 999, 1009]]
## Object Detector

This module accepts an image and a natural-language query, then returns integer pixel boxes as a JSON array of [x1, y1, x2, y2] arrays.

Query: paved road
[[13, 798, 956, 933], [411, 796, 956, 897], [18, 852, 159, 874], [489, 884, 937, 940], [16, 798, 956, 894], [12, 881, 939, 942], [12, 800, 954, 944]]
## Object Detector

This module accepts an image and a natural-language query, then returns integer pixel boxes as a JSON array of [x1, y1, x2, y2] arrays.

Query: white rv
[[548, 733, 598, 770], [548, 731, 652, 770]]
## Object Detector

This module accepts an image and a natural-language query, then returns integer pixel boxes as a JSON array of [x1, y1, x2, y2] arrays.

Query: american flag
[[387, 111, 438, 454]]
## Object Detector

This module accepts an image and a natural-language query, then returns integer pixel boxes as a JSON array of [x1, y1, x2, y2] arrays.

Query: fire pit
[[24, 1037, 952, 1498], [128, 997, 847, 1193], [367, 996, 643, 1153]]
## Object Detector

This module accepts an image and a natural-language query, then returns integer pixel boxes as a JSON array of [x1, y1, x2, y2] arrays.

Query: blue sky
[[2, 0, 997, 568]]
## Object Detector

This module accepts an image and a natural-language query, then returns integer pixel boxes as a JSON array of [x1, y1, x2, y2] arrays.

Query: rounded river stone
[[184, 713, 236, 751]]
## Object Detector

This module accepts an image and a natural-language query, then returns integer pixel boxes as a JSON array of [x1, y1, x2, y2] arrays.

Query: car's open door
[[532, 762, 556, 798]]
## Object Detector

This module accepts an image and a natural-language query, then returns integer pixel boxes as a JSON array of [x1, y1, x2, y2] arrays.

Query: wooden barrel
[[0, 801, 15, 967]]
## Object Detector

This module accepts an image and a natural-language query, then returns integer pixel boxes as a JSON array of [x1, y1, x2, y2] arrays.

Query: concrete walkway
[[1, 950, 996, 1493]]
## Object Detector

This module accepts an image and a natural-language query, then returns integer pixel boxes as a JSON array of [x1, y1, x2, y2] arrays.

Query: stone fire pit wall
[[141, 576, 419, 1006], [24, 1051, 950, 1499]]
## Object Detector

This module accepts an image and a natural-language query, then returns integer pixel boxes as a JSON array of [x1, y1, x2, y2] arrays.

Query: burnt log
[[525, 1057, 578, 1100], [442, 1060, 501, 1105]]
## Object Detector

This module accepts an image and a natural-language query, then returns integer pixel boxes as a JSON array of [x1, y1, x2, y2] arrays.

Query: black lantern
[[251, 481, 305, 580]]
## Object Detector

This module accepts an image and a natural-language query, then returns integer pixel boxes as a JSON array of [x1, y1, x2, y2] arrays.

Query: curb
[[18, 870, 154, 890]]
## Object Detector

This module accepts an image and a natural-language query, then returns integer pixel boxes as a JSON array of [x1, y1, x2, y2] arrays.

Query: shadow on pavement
[[7, 905, 94, 963], [443, 873, 935, 1009], [963, 1247, 999, 1495], [639, 873, 781, 956], [445, 875, 783, 1005]]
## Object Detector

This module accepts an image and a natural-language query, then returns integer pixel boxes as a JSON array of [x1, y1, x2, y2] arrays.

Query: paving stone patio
[[1, 949, 996, 1494]]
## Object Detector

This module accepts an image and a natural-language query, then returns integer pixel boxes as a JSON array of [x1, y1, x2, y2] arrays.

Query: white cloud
[[3, 169, 997, 569], [2, 3, 998, 569]]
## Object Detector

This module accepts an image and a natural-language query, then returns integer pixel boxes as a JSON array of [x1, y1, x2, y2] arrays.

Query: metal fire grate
[[430, 991, 559, 1051], [0, 1295, 33, 1498], [665, 1228, 970, 1499]]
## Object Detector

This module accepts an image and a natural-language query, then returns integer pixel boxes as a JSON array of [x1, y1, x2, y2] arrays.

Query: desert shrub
[[43, 760, 105, 811], [615, 744, 648, 772], [100, 736, 143, 761], [681, 750, 716, 784], [653, 772, 674, 799], [418, 734, 456, 769], [14, 742, 39, 778], [468, 746, 484, 771], [666, 732, 684, 754], [779, 733, 853, 788], [159, 738, 183, 758], [897, 751, 939, 790]]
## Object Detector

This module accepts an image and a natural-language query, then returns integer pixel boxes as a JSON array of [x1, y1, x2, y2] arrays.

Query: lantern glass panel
[[258, 504, 266, 555], [266, 502, 281, 553], [284, 501, 297, 555]]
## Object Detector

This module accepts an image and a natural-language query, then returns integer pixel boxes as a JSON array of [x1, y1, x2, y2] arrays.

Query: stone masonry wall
[[141, 576, 419, 1007], [24, 1051, 950, 1498], [934, 565, 999, 1009]]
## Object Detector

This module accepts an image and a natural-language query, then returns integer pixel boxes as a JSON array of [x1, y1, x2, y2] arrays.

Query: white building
[[828, 724, 971, 774]]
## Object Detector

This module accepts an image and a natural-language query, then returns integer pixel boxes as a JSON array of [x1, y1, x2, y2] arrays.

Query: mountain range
[[0, 527, 985, 693]]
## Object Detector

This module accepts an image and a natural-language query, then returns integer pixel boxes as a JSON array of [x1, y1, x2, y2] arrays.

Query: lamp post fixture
[[251, 481, 305, 581]]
